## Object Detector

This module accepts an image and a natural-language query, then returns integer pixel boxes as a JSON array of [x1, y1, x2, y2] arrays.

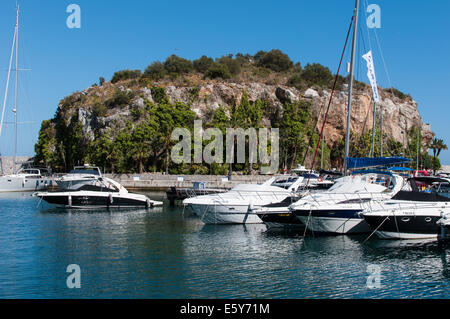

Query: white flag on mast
[[362, 50, 380, 103]]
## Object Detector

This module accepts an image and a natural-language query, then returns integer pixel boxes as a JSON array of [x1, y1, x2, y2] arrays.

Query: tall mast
[[416, 127, 420, 171], [370, 101, 376, 157], [343, 0, 359, 175], [0, 9, 18, 138], [380, 106, 383, 157], [13, 5, 19, 174]]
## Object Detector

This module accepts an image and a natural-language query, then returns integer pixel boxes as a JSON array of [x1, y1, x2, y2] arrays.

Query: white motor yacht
[[34, 176, 162, 209], [290, 171, 406, 234], [183, 176, 305, 224], [362, 177, 450, 239]]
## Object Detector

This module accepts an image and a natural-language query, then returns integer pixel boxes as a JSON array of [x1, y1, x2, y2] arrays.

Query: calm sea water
[[0, 191, 449, 299]]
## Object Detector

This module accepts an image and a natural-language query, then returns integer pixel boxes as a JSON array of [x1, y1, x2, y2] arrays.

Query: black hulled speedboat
[[34, 176, 163, 209], [362, 177, 450, 239], [255, 195, 306, 230]]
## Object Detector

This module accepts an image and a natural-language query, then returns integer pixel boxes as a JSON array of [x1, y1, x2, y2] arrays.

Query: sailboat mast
[[380, 106, 383, 157], [416, 127, 420, 170], [343, 0, 359, 175], [370, 101, 376, 157], [13, 6, 19, 174]]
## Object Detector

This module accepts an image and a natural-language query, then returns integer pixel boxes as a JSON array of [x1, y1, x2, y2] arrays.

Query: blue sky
[[0, 0, 449, 164]]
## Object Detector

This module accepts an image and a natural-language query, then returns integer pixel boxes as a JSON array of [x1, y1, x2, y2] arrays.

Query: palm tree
[[436, 139, 448, 157], [430, 138, 439, 159], [429, 138, 448, 174]]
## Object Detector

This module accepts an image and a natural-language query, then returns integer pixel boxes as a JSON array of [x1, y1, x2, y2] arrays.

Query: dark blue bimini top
[[346, 157, 412, 169]]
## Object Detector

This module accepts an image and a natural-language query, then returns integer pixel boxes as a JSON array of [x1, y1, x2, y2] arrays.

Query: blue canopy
[[388, 167, 414, 172], [346, 157, 412, 169]]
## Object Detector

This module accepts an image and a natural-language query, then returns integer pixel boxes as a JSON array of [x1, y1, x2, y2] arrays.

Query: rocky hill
[[34, 51, 435, 174]]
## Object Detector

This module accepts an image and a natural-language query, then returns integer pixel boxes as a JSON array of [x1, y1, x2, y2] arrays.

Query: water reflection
[[0, 191, 449, 298]]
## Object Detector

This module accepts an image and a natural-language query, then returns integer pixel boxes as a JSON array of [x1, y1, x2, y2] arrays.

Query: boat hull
[[0, 176, 52, 192], [363, 215, 441, 240], [37, 192, 162, 209], [187, 204, 263, 224], [257, 211, 304, 230], [293, 209, 370, 234]]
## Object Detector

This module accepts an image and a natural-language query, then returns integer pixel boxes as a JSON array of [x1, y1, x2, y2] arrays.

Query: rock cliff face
[[72, 80, 433, 150]]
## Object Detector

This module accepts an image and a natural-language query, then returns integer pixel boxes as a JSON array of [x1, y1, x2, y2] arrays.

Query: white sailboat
[[287, 0, 414, 234], [0, 6, 52, 192]]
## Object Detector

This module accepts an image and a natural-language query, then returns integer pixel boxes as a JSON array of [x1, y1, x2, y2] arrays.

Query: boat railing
[[302, 191, 391, 208], [212, 189, 294, 203], [363, 199, 448, 215]]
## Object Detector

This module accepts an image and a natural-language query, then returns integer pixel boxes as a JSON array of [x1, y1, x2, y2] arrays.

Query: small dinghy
[[34, 176, 162, 209]]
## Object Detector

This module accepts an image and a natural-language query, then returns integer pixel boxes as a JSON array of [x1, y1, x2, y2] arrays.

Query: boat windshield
[[298, 173, 319, 179]]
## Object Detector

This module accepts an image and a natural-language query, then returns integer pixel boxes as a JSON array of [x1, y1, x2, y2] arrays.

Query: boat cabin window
[[23, 169, 40, 175], [78, 184, 119, 192]]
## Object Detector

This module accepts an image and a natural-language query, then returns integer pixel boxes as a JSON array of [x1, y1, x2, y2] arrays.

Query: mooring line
[[363, 215, 390, 244]]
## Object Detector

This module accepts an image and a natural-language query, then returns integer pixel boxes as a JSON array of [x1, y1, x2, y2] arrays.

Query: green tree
[[330, 139, 345, 169], [193, 55, 214, 73], [151, 87, 169, 104], [130, 121, 158, 173], [34, 120, 60, 168], [430, 138, 447, 173], [144, 61, 167, 80], [104, 90, 134, 108], [255, 49, 293, 72], [302, 63, 333, 87], [155, 102, 196, 174], [279, 101, 311, 169], [216, 55, 241, 75], [111, 69, 142, 83], [204, 62, 231, 79], [164, 55, 193, 76]]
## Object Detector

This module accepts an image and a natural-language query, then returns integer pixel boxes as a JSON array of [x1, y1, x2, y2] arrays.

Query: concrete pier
[[104, 173, 271, 191]]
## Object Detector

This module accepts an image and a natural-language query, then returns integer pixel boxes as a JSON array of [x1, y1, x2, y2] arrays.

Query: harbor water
[[0, 191, 449, 299]]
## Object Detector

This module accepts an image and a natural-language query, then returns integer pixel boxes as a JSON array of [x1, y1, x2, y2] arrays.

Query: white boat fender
[[109, 193, 113, 204], [146, 198, 153, 209], [68, 195, 72, 207]]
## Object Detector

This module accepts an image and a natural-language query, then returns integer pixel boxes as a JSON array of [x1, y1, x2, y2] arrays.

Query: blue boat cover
[[387, 167, 414, 171], [346, 157, 411, 169]]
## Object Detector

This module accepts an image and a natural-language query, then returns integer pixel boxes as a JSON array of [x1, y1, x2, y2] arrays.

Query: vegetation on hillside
[[34, 50, 440, 174]]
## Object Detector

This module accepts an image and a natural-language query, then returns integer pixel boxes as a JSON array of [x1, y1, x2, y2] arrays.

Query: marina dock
[[103, 173, 269, 191]]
